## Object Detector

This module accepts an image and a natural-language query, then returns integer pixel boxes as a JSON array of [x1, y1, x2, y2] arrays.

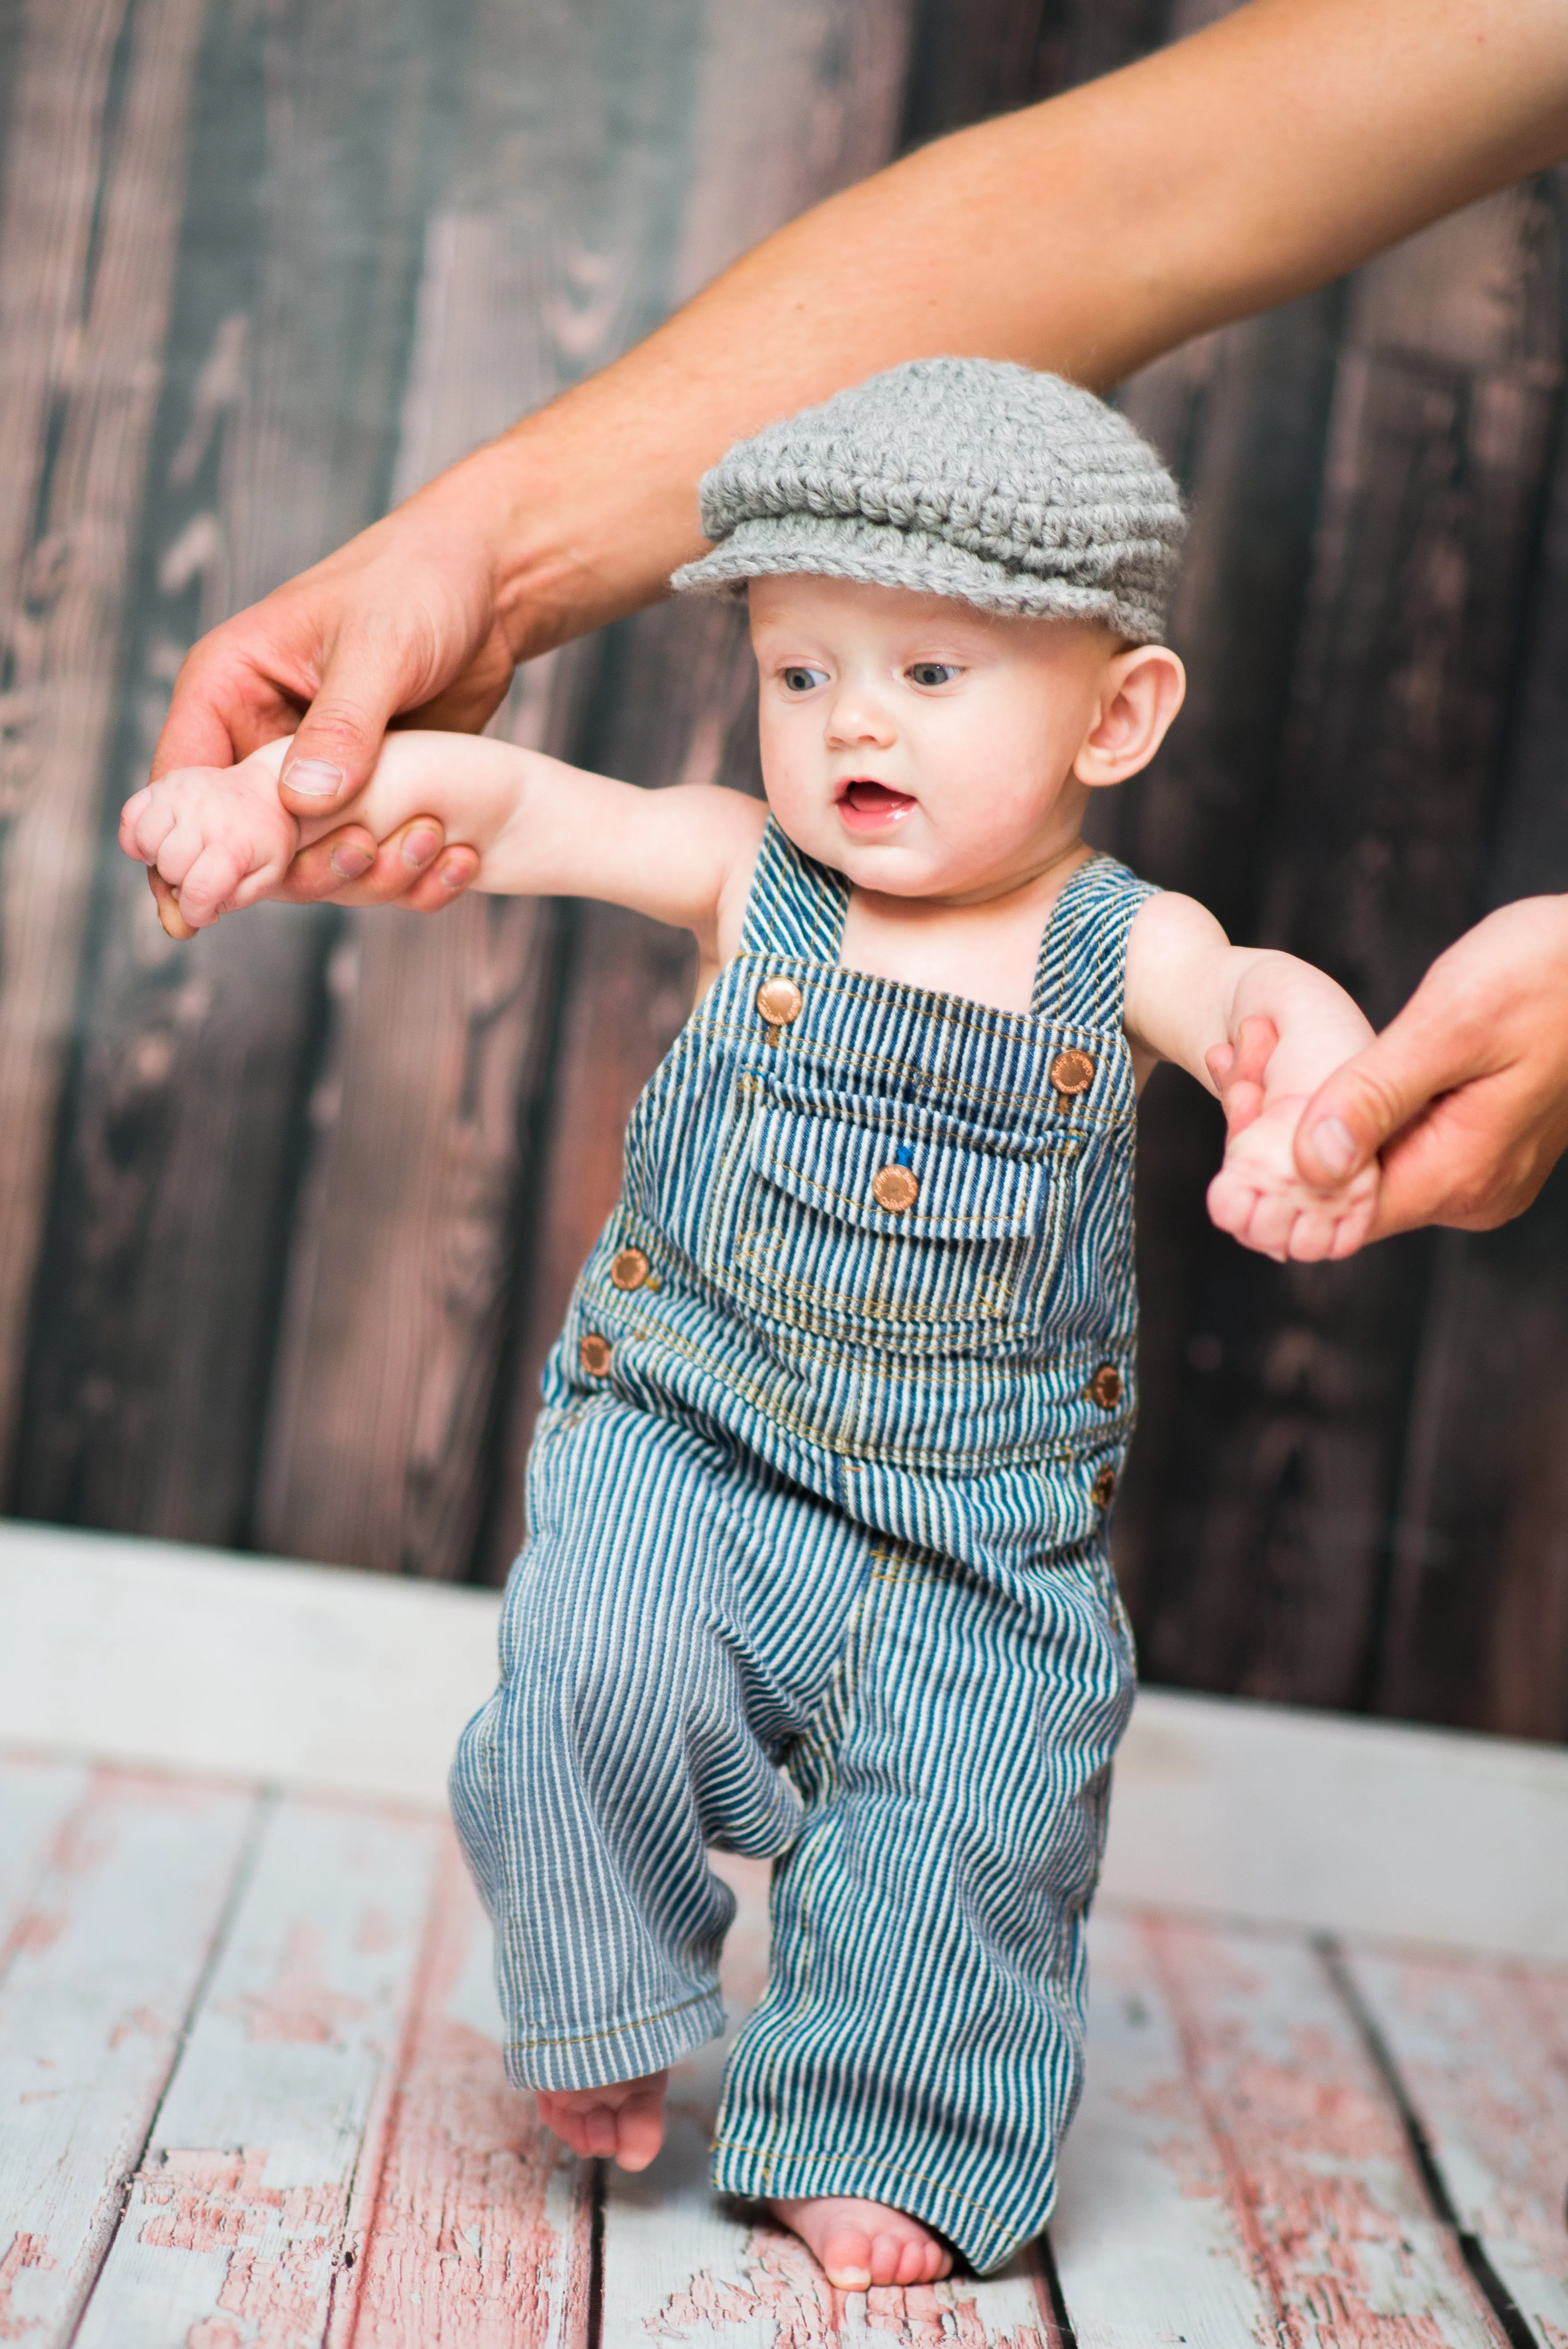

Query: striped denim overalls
[[452, 822, 1153, 2273]]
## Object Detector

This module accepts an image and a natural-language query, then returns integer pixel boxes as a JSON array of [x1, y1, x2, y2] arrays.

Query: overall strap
[[738, 816, 850, 964], [1032, 852, 1159, 1030]]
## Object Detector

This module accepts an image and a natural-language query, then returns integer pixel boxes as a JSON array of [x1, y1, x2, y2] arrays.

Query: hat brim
[[671, 514, 1169, 644]]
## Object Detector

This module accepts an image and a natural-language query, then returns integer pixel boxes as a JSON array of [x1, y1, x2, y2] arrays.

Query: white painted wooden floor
[[3, 1523, 1566, 2348]]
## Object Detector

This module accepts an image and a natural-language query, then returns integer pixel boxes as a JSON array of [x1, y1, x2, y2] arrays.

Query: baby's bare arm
[[311, 732, 766, 949], [1124, 892, 1380, 1260], [122, 730, 767, 957]]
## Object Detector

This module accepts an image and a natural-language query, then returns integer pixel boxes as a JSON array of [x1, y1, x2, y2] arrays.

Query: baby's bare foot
[[768, 2195, 953, 2289], [535, 2071, 668, 2171]]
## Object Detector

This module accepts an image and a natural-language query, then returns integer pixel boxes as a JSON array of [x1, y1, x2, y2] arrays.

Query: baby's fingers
[[122, 788, 176, 865], [166, 838, 259, 928], [1205, 1164, 1268, 1249], [149, 868, 196, 941]]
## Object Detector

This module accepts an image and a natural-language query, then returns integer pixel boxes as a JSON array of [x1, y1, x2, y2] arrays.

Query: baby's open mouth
[[839, 779, 916, 821]]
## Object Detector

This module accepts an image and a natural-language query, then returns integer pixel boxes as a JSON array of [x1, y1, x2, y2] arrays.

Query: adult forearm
[[485, 0, 1568, 661]]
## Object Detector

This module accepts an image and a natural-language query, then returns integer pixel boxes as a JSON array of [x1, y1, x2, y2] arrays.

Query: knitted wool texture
[[672, 357, 1185, 643]]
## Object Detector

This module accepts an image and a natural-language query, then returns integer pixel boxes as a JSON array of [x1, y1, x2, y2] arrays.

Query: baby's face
[[750, 576, 1175, 904]]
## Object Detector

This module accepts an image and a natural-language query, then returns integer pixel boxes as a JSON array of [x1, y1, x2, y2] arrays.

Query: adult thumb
[[277, 641, 401, 816], [1293, 1007, 1467, 1189]]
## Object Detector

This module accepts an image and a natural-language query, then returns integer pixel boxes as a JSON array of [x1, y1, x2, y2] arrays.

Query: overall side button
[[1050, 1048, 1096, 1101], [756, 975, 803, 1047]]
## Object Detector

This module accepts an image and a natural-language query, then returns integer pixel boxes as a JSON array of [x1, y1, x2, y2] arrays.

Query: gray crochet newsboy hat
[[672, 357, 1184, 643]]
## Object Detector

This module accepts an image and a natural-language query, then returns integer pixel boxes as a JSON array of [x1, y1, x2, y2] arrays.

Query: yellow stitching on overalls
[[616, 1314, 1110, 1472], [511, 1984, 718, 2053], [607, 1309, 1103, 1472], [756, 1155, 1044, 1233], [725, 1185, 1078, 1329], [726, 1231, 1052, 1329]]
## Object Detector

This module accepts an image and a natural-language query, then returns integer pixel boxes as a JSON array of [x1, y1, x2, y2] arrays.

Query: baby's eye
[[781, 665, 829, 694], [908, 661, 960, 688]]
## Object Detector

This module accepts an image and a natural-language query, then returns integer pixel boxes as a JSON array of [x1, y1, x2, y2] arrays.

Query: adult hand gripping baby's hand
[[122, 746, 302, 934], [1207, 1087, 1380, 1264], [1292, 899, 1568, 1238], [150, 481, 506, 912]]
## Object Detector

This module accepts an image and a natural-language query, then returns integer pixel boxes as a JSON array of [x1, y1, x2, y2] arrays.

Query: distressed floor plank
[[0, 1765, 257, 2348], [340, 1829, 591, 2349], [1051, 1907, 1281, 2349], [1061, 1907, 1506, 2349], [1341, 1945, 1568, 2347], [75, 1795, 441, 2349], [600, 1853, 1058, 2349], [0, 1751, 90, 1933]]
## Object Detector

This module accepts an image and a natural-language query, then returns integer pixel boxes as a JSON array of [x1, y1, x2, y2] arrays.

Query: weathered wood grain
[[485, 0, 919, 1566], [1340, 1944, 1568, 2349], [1378, 1199, 1568, 1742], [0, 1752, 88, 1935], [1071, 1910, 1508, 2349], [1052, 1908, 1281, 2349], [76, 1793, 441, 2349], [0, 0, 206, 1495], [1129, 184, 1566, 1712], [900, 0, 1056, 145], [0, 1765, 257, 2348], [343, 1830, 591, 2349], [1373, 172, 1568, 1742], [13, 0, 446, 1545], [251, 0, 717, 1579], [601, 1851, 1061, 2349], [1105, 282, 1345, 1642]]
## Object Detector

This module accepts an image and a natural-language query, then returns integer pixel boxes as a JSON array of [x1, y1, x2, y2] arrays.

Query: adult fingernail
[[437, 853, 469, 891], [1309, 1117, 1357, 1177], [401, 827, 440, 869], [330, 843, 373, 879], [284, 758, 347, 799]]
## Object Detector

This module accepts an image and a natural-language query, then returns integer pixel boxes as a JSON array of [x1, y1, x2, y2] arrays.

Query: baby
[[123, 361, 1377, 2292]]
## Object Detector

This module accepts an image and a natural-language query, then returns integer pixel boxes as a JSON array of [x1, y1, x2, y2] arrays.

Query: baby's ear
[[1074, 645, 1185, 788]]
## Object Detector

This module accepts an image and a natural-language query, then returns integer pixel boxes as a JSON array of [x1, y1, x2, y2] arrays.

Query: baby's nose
[[826, 691, 895, 746]]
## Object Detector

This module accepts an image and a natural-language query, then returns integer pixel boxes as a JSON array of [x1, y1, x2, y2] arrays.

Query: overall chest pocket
[[700, 1083, 1082, 1353]]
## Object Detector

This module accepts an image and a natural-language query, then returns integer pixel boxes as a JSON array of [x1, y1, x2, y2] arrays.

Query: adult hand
[[150, 471, 524, 907], [1293, 898, 1568, 1235]]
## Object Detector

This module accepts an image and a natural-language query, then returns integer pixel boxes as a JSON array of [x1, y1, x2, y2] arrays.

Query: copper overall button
[[610, 1247, 649, 1292], [1091, 1465, 1117, 1510], [756, 976, 803, 1044], [1050, 1047, 1096, 1099], [1086, 1363, 1123, 1409], [871, 1163, 920, 1214], [579, 1333, 612, 1376]]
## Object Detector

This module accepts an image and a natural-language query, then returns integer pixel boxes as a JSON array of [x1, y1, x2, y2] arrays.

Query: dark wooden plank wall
[[0, 0, 1564, 1741]]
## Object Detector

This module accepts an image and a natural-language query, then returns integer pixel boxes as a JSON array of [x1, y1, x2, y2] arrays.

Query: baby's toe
[[820, 2228, 874, 2289], [613, 2094, 664, 2172], [892, 2231, 946, 2286]]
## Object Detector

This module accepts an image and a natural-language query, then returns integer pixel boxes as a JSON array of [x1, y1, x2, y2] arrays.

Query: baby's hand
[[1207, 1091, 1379, 1262], [120, 742, 296, 934]]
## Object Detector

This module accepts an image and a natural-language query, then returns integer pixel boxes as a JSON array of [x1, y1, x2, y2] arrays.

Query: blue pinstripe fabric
[[451, 827, 1155, 2272]]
